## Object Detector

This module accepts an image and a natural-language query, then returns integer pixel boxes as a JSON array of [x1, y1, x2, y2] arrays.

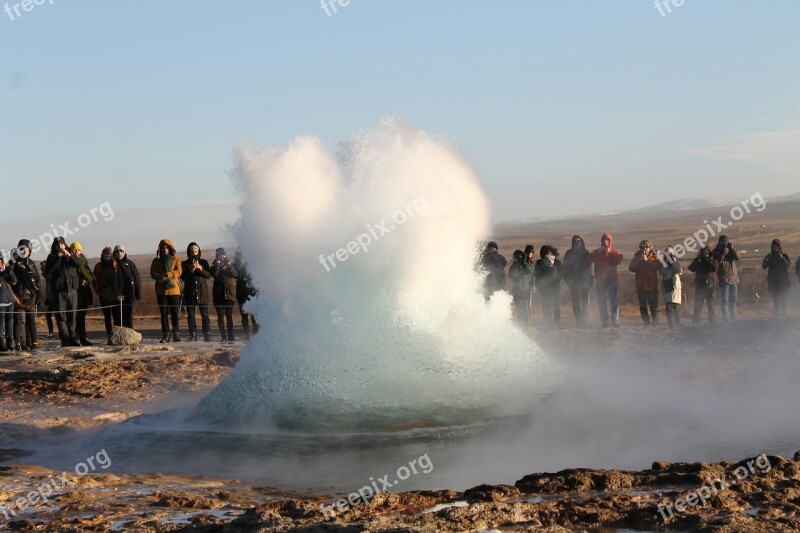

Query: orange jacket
[[588, 233, 624, 283], [150, 239, 183, 296]]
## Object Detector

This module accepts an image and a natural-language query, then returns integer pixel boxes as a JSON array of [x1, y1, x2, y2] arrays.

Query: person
[[562, 235, 593, 327], [712, 235, 741, 321], [11, 240, 41, 350], [93, 247, 124, 344], [45, 237, 81, 347], [234, 249, 260, 340], [688, 246, 719, 324], [0, 257, 17, 353], [658, 245, 683, 328], [211, 248, 238, 342], [628, 240, 660, 326], [588, 234, 623, 328], [114, 245, 141, 329], [477, 241, 507, 302], [534, 245, 563, 327], [39, 260, 55, 339], [762, 239, 791, 317], [523, 244, 536, 312], [182, 242, 212, 342], [70, 242, 95, 346], [508, 249, 534, 325], [150, 239, 183, 343]]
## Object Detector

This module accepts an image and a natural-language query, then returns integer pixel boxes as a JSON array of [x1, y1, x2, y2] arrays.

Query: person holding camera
[[658, 245, 683, 328], [182, 242, 212, 342], [688, 245, 719, 324], [150, 239, 183, 343], [477, 241, 507, 302], [114, 245, 141, 329], [762, 239, 791, 318], [628, 240, 660, 326], [11, 239, 41, 350], [211, 248, 238, 342], [234, 249, 259, 340], [45, 237, 81, 347], [563, 236, 592, 327], [588, 233, 623, 328], [534, 245, 563, 328], [508, 249, 534, 325], [70, 242, 96, 346], [93, 247, 124, 344], [712, 235, 741, 321]]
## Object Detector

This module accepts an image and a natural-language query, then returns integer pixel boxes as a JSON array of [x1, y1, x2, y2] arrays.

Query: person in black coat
[[181, 242, 213, 341], [0, 257, 17, 352], [534, 245, 563, 327], [478, 241, 507, 302], [11, 239, 41, 350], [508, 249, 534, 325], [44, 237, 81, 346], [762, 239, 791, 317], [562, 235, 593, 327], [234, 249, 260, 340], [688, 246, 719, 324], [211, 247, 238, 342], [114, 245, 141, 329], [93, 247, 124, 343]]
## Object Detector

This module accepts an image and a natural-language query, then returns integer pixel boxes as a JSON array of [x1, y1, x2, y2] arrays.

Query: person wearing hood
[[0, 257, 17, 353], [508, 249, 534, 325], [211, 248, 238, 342], [628, 240, 660, 326], [150, 239, 183, 343], [688, 245, 719, 324], [39, 260, 55, 339], [234, 249, 260, 340], [563, 235, 593, 327], [44, 237, 81, 347], [534, 245, 563, 327], [114, 245, 141, 329], [588, 233, 624, 328], [524, 244, 536, 310], [712, 235, 741, 321], [658, 245, 683, 328], [478, 241, 507, 302], [181, 242, 212, 342], [762, 239, 791, 317], [11, 239, 41, 350], [70, 242, 96, 346], [93, 247, 124, 344]]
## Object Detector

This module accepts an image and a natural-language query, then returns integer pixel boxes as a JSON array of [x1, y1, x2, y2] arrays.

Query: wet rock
[[151, 491, 225, 509], [110, 326, 143, 346]]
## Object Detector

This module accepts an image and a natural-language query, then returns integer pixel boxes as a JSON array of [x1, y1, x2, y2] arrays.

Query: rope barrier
[[0, 302, 241, 316]]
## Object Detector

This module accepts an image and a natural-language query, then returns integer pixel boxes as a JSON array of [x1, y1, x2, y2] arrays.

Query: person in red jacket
[[588, 233, 624, 327], [628, 240, 660, 326]]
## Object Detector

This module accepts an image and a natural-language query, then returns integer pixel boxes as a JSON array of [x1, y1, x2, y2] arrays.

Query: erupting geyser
[[195, 118, 561, 432]]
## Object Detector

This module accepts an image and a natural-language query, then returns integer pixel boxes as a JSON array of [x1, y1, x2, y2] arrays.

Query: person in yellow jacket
[[150, 239, 183, 343]]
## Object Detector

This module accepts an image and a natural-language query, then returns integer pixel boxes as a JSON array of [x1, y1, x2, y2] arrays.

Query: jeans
[[718, 282, 738, 321], [568, 279, 591, 326], [186, 304, 211, 336], [240, 305, 260, 338], [693, 285, 717, 323], [216, 304, 235, 340], [637, 291, 659, 325], [55, 289, 78, 341], [100, 302, 121, 335], [0, 306, 13, 343], [665, 303, 681, 327], [13, 296, 38, 346], [596, 280, 619, 326], [157, 295, 181, 334]]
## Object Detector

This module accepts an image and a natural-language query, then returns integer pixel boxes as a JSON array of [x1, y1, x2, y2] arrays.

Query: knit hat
[[113, 244, 125, 254], [70, 242, 82, 252]]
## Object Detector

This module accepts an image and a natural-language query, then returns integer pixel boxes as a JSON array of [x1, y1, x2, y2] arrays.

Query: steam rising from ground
[[195, 119, 560, 432]]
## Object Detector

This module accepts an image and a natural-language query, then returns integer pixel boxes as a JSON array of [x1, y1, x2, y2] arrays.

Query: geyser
[[195, 118, 561, 432]]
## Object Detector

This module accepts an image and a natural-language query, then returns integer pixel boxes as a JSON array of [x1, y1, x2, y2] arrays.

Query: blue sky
[[2, 1, 799, 254]]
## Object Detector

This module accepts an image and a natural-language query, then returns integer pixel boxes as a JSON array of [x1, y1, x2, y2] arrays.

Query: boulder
[[110, 326, 142, 346]]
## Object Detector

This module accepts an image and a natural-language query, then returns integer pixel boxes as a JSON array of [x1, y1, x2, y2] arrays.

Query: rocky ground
[[0, 317, 798, 532]]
